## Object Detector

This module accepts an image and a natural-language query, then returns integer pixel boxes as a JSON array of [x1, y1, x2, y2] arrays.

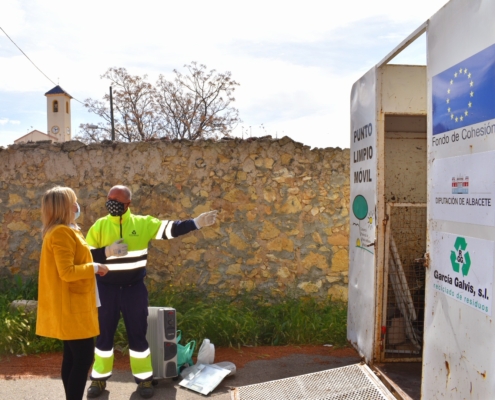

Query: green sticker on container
[[352, 195, 368, 220]]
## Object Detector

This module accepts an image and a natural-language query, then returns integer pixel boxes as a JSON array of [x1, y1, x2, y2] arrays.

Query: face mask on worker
[[74, 203, 81, 220], [106, 200, 126, 217]]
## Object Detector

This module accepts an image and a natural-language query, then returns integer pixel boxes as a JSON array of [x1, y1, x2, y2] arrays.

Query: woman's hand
[[96, 264, 109, 276]]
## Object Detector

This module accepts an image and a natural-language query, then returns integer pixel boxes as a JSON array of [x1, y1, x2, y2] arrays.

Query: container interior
[[383, 114, 427, 362]]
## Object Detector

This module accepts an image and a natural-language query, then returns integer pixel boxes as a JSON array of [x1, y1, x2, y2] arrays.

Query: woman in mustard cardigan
[[36, 187, 109, 400]]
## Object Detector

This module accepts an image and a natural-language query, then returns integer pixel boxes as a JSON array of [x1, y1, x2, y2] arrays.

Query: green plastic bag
[[177, 330, 196, 368]]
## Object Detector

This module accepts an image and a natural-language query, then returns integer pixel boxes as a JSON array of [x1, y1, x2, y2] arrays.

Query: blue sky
[[0, 0, 449, 149]]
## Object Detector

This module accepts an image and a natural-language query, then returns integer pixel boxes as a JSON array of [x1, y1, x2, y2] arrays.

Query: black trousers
[[61, 337, 94, 400], [93, 280, 150, 383]]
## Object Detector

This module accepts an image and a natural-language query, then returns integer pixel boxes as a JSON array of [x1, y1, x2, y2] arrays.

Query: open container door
[[350, 14, 430, 399], [425, 0, 495, 398], [348, 67, 378, 364], [349, 28, 429, 370]]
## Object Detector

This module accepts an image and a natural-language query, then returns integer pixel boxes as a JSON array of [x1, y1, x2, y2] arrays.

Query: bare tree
[[77, 63, 240, 143], [77, 68, 161, 143], [155, 62, 240, 140]]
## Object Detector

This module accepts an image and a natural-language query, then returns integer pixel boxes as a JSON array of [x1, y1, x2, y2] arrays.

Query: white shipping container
[[348, 1, 495, 398]]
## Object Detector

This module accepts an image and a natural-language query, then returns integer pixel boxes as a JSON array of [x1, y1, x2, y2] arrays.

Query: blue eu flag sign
[[433, 43, 495, 135]]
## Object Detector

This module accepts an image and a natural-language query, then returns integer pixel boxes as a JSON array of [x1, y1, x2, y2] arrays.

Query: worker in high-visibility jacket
[[86, 185, 218, 399]]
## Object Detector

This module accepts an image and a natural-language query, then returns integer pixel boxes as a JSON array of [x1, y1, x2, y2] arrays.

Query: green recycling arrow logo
[[450, 236, 471, 277]]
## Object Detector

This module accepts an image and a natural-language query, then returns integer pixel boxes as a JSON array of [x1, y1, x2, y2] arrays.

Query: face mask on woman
[[74, 203, 81, 220]]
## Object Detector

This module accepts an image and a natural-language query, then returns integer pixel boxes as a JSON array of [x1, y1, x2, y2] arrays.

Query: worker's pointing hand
[[105, 239, 128, 257], [194, 210, 218, 228]]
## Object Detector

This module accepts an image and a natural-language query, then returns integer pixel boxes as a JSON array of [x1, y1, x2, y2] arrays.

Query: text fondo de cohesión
[[432, 121, 495, 147]]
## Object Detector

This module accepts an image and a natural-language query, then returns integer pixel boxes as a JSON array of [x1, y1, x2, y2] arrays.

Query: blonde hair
[[41, 186, 77, 237]]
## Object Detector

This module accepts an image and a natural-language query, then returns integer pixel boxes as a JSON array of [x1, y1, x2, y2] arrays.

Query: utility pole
[[110, 86, 115, 141]]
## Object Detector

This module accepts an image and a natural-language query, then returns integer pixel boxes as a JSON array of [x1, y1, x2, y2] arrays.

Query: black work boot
[[87, 380, 106, 398], [137, 380, 154, 398]]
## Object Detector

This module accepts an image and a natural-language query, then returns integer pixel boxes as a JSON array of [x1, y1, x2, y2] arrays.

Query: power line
[[0, 26, 85, 105], [0, 26, 57, 86]]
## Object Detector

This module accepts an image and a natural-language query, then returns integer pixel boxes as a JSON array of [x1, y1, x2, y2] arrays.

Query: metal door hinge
[[414, 253, 429, 268]]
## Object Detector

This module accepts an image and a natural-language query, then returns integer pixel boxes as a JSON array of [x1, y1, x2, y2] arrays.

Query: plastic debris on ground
[[179, 363, 231, 395]]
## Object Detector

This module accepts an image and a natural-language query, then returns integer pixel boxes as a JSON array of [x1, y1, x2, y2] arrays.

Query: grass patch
[[148, 283, 348, 350], [0, 276, 348, 357], [0, 275, 62, 356]]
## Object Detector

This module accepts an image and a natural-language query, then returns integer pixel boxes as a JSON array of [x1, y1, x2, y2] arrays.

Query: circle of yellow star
[[447, 67, 473, 123]]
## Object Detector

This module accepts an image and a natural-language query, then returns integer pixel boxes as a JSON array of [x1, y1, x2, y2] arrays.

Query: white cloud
[[0, 0, 449, 148], [0, 118, 20, 125]]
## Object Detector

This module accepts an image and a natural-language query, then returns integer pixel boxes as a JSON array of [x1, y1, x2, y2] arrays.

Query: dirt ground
[[0, 345, 360, 380]]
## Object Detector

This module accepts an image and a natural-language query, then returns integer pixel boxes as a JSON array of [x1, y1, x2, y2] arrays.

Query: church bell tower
[[45, 85, 72, 142]]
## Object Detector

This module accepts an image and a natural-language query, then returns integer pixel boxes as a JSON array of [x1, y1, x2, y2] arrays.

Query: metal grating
[[384, 204, 426, 359], [231, 363, 394, 400]]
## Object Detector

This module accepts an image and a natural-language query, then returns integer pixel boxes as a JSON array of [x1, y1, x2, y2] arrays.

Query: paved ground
[[0, 353, 362, 399]]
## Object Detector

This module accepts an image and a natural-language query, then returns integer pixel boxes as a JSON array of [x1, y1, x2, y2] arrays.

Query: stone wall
[[0, 137, 350, 300]]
